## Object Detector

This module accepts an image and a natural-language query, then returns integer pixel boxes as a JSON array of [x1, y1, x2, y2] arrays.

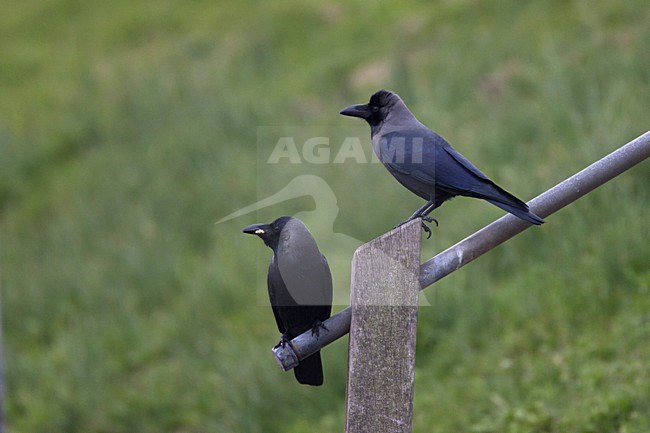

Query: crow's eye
[[371, 106, 379, 113]]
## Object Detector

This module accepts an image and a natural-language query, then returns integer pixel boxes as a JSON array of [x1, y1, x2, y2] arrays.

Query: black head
[[242, 216, 292, 250], [339, 89, 400, 127]]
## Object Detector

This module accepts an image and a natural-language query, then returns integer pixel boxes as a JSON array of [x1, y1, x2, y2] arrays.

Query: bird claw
[[421, 221, 432, 239], [422, 215, 438, 227], [396, 216, 437, 239], [311, 320, 328, 339], [274, 334, 290, 349]]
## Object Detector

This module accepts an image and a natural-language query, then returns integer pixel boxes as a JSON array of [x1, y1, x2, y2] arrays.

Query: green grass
[[1, 0, 649, 431]]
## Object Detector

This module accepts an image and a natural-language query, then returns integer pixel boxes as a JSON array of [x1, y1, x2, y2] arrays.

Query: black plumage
[[243, 216, 332, 386]]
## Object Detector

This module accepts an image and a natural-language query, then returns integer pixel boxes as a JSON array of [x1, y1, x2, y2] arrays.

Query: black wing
[[267, 256, 286, 334], [380, 129, 501, 198], [380, 129, 544, 224]]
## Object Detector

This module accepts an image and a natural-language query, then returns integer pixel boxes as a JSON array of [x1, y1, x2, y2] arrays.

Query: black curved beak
[[242, 223, 268, 235], [339, 103, 370, 119]]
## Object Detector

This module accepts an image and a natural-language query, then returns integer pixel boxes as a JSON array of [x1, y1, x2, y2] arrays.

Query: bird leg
[[310, 320, 328, 339], [395, 200, 438, 239], [396, 201, 434, 227], [407, 200, 436, 221], [420, 203, 439, 226], [274, 334, 290, 349]]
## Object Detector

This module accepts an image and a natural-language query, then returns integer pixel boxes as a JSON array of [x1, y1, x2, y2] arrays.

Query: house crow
[[243, 216, 332, 386], [340, 89, 544, 237]]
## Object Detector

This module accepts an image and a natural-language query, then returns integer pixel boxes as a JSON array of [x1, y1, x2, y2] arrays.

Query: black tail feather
[[293, 351, 324, 386], [485, 198, 544, 225]]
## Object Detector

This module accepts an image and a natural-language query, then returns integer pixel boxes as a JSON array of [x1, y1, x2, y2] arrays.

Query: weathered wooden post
[[345, 219, 421, 433]]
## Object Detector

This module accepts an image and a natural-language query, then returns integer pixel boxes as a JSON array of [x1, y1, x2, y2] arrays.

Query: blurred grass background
[[1, 0, 649, 431]]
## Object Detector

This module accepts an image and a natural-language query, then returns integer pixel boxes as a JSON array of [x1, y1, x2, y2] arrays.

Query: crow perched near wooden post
[[340, 89, 544, 237], [243, 216, 332, 386]]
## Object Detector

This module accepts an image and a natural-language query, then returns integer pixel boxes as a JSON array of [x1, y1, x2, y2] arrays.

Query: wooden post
[[345, 219, 421, 433]]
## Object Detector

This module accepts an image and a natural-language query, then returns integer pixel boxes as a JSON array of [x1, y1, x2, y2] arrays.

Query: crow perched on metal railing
[[340, 89, 544, 237], [243, 216, 332, 386]]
